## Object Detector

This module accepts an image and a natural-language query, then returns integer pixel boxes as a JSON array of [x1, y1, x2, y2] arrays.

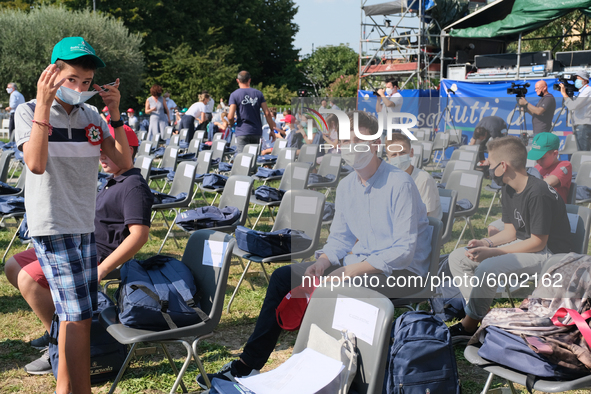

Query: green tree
[[253, 82, 296, 106], [325, 74, 359, 98], [299, 45, 359, 96], [0, 5, 143, 110]]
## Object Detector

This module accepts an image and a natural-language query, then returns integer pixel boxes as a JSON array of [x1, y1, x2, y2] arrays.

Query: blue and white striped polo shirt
[[15, 99, 111, 237]]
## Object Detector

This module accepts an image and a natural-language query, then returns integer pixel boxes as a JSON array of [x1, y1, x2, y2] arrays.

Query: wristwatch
[[110, 119, 124, 128]]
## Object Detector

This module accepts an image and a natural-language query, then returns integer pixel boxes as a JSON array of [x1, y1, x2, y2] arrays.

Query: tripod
[[549, 99, 569, 134], [507, 98, 529, 146], [431, 87, 458, 141]]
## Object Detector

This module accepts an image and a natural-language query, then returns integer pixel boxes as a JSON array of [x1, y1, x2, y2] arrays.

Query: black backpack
[[49, 291, 127, 383]]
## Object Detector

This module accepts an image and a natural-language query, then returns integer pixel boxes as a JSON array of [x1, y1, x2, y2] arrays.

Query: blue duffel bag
[[175, 206, 241, 231], [254, 185, 285, 202], [0, 196, 25, 214], [235, 226, 313, 258], [202, 173, 228, 189], [117, 255, 210, 331], [254, 167, 284, 178]]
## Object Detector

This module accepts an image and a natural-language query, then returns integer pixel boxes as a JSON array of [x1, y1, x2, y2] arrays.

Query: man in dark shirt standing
[[228, 71, 276, 154], [447, 136, 573, 344], [469, 116, 507, 163], [518, 80, 556, 135]]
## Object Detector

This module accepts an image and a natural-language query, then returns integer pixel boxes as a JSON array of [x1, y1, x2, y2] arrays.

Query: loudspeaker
[[474, 51, 552, 69], [555, 50, 591, 67]]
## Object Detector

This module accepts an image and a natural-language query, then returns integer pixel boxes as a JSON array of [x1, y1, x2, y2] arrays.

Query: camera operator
[[376, 79, 403, 136], [469, 116, 507, 165], [560, 70, 591, 150], [518, 80, 556, 136]]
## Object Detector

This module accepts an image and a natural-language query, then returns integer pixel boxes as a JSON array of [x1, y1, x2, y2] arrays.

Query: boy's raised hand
[[94, 78, 121, 118], [36, 64, 65, 106]]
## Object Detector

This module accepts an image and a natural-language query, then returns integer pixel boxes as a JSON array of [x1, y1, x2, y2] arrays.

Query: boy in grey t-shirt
[[15, 37, 131, 394]]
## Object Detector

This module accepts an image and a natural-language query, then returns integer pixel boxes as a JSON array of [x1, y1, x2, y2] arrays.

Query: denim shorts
[[33, 233, 98, 321]]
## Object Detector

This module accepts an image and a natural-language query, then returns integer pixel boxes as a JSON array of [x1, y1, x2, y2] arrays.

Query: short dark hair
[[473, 127, 489, 140], [347, 111, 379, 135], [55, 56, 97, 72], [237, 71, 251, 83], [487, 136, 527, 170], [385, 78, 399, 88]]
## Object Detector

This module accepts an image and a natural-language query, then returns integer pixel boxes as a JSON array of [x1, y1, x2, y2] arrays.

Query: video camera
[[297, 89, 308, 98], [553, 73, 579, 97], [507, 82, 530, 98]]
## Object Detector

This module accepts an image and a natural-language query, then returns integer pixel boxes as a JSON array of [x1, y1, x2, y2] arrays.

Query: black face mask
[[156, 92, 162, 97], [489, 162, 505, 187], [538, 91, 544, 97]]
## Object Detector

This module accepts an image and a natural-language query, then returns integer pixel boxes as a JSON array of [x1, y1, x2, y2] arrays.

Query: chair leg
[[210, 192, 219, 206], [252, 205, 267, 229], [2, 217, 22, 264], [227, 259, 253, 313], [454, 217, 468, 249], [158, 209, 180, 253], [481, 372, 495, 393], [258, 262, 270, 284], [484, 191, 498, 225], [107, 343, 138, 394], [160, 341, 191, 394], [192, 335, 214, 389]]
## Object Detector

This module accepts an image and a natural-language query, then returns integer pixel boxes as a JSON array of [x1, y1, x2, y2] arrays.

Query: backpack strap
[[130, 284, 178, 330], [158, 262, 210, 323], [551, 308, 591, 345]]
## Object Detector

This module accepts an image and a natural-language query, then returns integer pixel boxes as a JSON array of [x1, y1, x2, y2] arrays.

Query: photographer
[[518, 80, 556, 136], [376, 79, 403, 135], [560, 70, 591, 150]]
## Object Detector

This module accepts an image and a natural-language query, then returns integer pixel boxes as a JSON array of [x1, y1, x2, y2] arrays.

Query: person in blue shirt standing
[[6, 82, 25, 141], [196, 110, 432, 388], [227, 71, 276, 154]]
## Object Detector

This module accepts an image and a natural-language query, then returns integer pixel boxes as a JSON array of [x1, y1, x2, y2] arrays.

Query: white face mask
[[56, 85, 99, 106], [6, 87, 13, 94], [385, 88, 393, 96], [340, 143, 374, 170], [389, 154, 411, 171]]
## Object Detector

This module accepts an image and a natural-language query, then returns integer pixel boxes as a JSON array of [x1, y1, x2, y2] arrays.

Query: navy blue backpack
[[202, 174, 228, 189], [175, 206, 241, 231], [117, 255, 209, 331], [254, 185, 285, 202], [235, 226, 313, 257], [49, 291, 127, 383], [384, 311, 460, 394], [254, 167, 284, 178]]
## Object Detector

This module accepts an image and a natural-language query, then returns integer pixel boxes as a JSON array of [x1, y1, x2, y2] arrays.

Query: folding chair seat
[[228, 189, 325, 312], [134, 155, 154, 183], [292, 285, 395, 394], [151, 161, 197, 253], [199, 153, 254, 206], [575, 161, 591, 205], [391, 217, 443, 311], [306, 153, 341, 197], [438, 188, 458, 246], [445, 170, 484, 249], [99, 230, 236, 394], [250, 162, 312, 229], [297, 144, 319, 166], [559, 133, 579, 155]]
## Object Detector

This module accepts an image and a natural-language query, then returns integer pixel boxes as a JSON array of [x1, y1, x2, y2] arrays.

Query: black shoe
[[195, 360, 259, 389], [449, 322, 476, 345], [29, 331, 50, 350]]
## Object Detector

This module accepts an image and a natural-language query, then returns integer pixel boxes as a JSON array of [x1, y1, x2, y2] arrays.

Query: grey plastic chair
[[565, 203, 591, 254], [559, 133, 579, 155], [149, 145, 180, 186], [391, 217, 443, 310], [445, 170, 484, 249], [292, 285, 395, 394], [421, 141, 433, 167], [163, 126, 174, 140], [168, 134, 180, 147], [253, 148, 298, 184], [307, 153, 342, 197], [575, 161, 591, 205], [271, 138, 288, 155], [179, 128, 189, 143], [134, 155, 154, 182], [432, 132, 450, 169], [200, 153, 254, 206], [196, 130, 206, 141], [567, 181, 577, 205], [297, 144, 319, 166], [250, 162, 312, 229], [138, 140, 155, 158], [242, 144, 259, 174], [570, 150, 591, 174], [439, 160, 473, 185], [191, 150, 214, 204], [438, 188, 458, 246], [210, 139, 227, 165], [99, 230, 235, 394], [229, 189, 326, 312], [151, 161, 197, 253], [411, 143, 424, 169], [0, 150, 15, 183], [450, 149, 478, 169]]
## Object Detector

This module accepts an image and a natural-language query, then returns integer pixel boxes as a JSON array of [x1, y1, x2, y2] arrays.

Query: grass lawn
[[0, 159, 587, 394]]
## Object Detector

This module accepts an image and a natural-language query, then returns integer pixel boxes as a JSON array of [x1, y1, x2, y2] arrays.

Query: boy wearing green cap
[[529, 132, 572, 203], [14, 37, 131, 394]]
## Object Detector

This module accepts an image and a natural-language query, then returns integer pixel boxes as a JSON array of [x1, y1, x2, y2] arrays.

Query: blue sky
[[293, 0, 362, 57]]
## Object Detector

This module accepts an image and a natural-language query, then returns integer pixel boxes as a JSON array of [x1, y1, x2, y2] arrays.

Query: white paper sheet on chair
[[203, 240, 228, 267], [332, 295, 378, 345], [237, 348, 344, 394]]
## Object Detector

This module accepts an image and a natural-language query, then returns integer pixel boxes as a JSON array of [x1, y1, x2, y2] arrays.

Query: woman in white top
[[183, 93, 210, 141]]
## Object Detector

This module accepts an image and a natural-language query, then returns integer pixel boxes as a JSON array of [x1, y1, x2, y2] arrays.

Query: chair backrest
[[459, 144, 479, 152], [196, 150, 213, 175], [410, 145, 423, 169], [560, 133, 578, 152], [169, 161, 197, 197], [450, 149, 478, 167], [441, 160, 472, 184], [168, 134, 180, 147], [575, 161, 591, 188], [432, 132, 449, 151], [271, 139, 288, 155], [273, 148, 297, 170], [138, 141, 154, 157], [292, 285, 395, 394], [181, 230, 235, 326], [411, 143, 424, 157], [438, 188, 458, 245], [138, 131, 147, 141], [213, 132, 224, 140], [316, 153, 342, 179], [163, 126, 173, 140], [445, 170, 484, 214], [278, 162, 312, 191], [218, 175, 254, 226], [0, 150, 14, 183], [447, 128, 462, 145], [179, 128, 189, 142], [230, 133, 237, 147], [243, 143, 260, 158], [421, 141, 433, 163], [230, 153, 254, 176], [211, 140, 227, 162], [134, 155, 153, 182], [195, 130, 206, 140], [414, 129, 426, 140], [565, 204, 591, 254], [570, 151, 591, 174], [568, 181, 577, 205], [161, 146, 179, 170], [188, 138, 202, 155], [297, 144, 319, 165], [272, 189, 325, 259]]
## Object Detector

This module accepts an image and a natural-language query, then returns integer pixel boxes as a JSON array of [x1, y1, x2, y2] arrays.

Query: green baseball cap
[[527, 132, 560, 161], [51, 37, 105, 68], [181, 108, 188, 113]]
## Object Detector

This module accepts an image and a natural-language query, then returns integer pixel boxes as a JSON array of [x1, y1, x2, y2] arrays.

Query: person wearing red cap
[[5, 126, 152, 376], [126, 108, 139, 132]]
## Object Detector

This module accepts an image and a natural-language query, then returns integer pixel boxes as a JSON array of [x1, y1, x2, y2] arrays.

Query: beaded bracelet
[[32, 119, 53, 136], [483, 238, 494, 247]]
